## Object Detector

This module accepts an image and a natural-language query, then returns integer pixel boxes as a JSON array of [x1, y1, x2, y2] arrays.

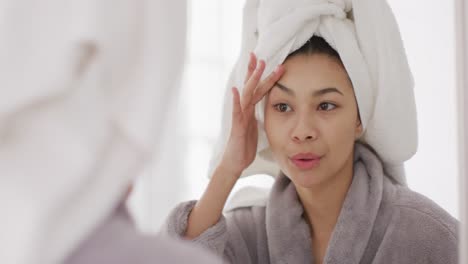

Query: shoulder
[[390, 185, 458, 239], [224, 204, 267, 231], [66, 210, 222, 264], [223, 190, 268, 237], [369, 183, 459, 263], [221, 187, 269, 258], [136, 236, 223, 263], [223, 186, 269, 227], [381, 184, 459, 260]]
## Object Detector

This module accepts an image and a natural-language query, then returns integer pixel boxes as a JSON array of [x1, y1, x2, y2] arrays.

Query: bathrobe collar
[[266, 143, 384, 263]]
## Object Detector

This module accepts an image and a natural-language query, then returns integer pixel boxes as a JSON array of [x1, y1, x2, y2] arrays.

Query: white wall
[[387, 0, 459, 219], [455, 0, 467, 261]]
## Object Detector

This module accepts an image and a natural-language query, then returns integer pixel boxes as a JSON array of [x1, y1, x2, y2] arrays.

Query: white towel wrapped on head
[[209, 0, 417, 188]]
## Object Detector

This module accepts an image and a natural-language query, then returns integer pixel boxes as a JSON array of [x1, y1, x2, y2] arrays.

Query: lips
[[289, 153, 322, 170]]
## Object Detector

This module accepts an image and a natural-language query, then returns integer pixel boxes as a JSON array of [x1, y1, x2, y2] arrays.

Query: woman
[[163, 1, 458, 263]]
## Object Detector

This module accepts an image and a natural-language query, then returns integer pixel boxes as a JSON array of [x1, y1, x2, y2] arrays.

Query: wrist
[[214, 162, 242, 181]]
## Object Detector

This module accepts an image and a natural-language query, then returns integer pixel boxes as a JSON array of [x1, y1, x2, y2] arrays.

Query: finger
[[241, 59, 265, 110], [244, 52, 257, 84], [251, 64, 285, 104], [231, 87, 242, 119], [244, 103, 256, 122]]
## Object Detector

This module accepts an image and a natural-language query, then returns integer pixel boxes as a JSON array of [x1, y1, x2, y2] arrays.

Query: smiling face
[[264, 53, 362, 188]]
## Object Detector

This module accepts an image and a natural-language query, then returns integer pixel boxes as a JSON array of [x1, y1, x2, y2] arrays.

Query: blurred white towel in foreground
[[0, 1, 186, 263]]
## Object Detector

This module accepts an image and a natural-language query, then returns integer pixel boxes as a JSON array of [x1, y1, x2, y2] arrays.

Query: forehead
[[273, 54, 353, 95]]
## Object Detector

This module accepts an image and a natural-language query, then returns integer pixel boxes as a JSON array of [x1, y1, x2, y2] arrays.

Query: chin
[[283, 166, 328, 188]]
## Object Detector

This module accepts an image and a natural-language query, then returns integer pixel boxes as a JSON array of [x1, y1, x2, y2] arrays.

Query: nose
[[291, 113, 318, 143]]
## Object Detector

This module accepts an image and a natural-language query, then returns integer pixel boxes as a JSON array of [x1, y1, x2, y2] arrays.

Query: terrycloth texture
[[64, 202, 222, 264], [0, 1, 187, 264], [164, 144, 458, 263], [208, 0, 417, 186]]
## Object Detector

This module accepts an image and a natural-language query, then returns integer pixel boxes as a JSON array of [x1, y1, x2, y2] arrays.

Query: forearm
[[184, 165, 239, 239]]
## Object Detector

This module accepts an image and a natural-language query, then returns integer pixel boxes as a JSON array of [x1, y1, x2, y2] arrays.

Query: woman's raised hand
[[219, 53, 285, 177], [185, 54, 284, 239]]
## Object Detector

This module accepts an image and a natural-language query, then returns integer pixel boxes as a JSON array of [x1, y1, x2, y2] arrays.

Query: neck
[[295, 154, 354, 239]]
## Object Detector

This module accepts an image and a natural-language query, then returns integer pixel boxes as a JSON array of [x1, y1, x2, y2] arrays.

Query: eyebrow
[[274, 82, 344, 97]]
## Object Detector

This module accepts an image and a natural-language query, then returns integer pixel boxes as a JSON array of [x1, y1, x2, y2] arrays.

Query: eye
[[318, 102, 337, 111], [273, 103, 292, 112]]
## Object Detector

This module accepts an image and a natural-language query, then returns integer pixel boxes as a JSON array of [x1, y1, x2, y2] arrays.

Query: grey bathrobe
[[64, 203, 222, 264], [163, 144, 458, 263]]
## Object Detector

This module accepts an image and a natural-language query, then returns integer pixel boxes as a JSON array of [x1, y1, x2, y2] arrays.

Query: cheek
[[334, 117, 356, 139], [317, 109, 356, 149], [264, 110, 287, 151], [321, 111, 358, 153]]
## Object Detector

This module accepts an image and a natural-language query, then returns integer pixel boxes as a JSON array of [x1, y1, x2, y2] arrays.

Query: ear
[[355, 119, 363, 139]]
